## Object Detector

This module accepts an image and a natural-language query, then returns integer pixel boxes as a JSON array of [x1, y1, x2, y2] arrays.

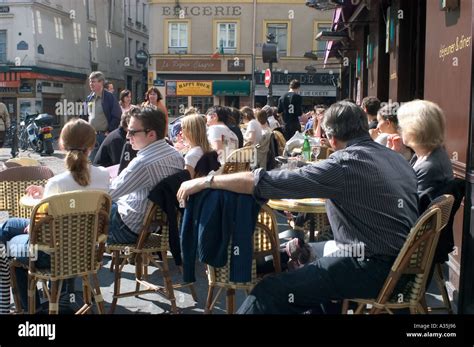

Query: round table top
[[267, 198, 326, 213], [19, 195, 42, 209]]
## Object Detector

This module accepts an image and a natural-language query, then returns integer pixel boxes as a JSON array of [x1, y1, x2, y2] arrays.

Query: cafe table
[[19, 195, 42, 209], [267, 198, 329, 242]]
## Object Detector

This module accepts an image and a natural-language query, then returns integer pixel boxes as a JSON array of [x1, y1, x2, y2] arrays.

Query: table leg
[[309, 214, 316, 243]]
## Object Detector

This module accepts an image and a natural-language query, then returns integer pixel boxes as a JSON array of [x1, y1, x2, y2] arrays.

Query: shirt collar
[[346, 134, 372, 147]]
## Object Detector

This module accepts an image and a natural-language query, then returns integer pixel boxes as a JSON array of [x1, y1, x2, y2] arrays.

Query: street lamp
[[262, 33, 278, 106]]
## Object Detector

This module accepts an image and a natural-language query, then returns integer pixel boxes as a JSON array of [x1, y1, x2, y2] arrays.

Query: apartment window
[[86, 0, 96, 21], [73, 22, 81, 44], [0, 31, 6, 63], [135, 0, 139, 22], [267, 23, 288, 57], [217, 23, 236, 53], [142, 4, 146, 27], [36, 11, 43, 34], [315, 22, 332, 58], [168, 22, 188, 54], [136, 40, 140, 62], [128, 38, 132, 59], [54, 17, 64, 40], [108, 0, 113, 30]]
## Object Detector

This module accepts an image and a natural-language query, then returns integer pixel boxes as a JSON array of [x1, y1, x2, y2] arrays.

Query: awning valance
[[213, 80, 251, 96]]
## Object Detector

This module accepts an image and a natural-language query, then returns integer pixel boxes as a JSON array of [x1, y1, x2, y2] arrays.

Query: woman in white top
[[374, 104, 413, 161], [206, 106, 238, 162], [182, 114, 212, 178], [242, 108, 263, 146], [0, 118, 109, 312]]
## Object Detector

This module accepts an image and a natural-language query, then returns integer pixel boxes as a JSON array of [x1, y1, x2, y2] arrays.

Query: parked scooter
[[18, 113, 55, 155]]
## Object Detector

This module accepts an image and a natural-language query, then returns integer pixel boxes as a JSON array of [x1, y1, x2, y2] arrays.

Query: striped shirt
[[253, 135, 419, 257], [109, 139, 184, 233]]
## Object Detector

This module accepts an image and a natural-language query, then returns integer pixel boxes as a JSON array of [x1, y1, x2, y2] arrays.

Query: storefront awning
[[213, 80, 251, 96]]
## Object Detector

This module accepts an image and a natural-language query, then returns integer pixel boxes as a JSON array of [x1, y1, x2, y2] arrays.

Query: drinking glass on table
[[311, 145, 321, 161]]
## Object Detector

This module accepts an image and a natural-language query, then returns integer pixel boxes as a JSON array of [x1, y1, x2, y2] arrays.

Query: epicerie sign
[[162, 5, 241, 17]]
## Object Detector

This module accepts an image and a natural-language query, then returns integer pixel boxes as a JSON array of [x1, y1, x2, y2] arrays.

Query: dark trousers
[[237, 241, 393, 314], [283, 122, 301, 141]]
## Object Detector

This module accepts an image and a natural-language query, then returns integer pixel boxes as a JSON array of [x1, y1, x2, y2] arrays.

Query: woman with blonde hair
[[397, 100, 453, 197], [0, 118, 110, 311], [181, 114, 212, 178]]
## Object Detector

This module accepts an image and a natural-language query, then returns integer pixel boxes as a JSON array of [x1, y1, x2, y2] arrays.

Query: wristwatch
[[205, 172, 215, 189]]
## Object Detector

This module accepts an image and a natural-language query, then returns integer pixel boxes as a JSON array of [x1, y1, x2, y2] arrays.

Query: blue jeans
[[236, 241, 394, 314], [0, 218, 50, 311], [107, 203, 139, 244], [90, 132, 106, 163]]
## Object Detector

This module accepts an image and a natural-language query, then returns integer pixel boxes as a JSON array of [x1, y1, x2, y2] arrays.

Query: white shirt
[[245, 119, 263, 144], [268, 116, 280, 130], [184, 146, 204, 169], [44, 165, 110, 197], [207, 124, 238, 146]]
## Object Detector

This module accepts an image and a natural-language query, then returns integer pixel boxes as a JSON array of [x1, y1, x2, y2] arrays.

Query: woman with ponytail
[[0, 118, 110, 312]]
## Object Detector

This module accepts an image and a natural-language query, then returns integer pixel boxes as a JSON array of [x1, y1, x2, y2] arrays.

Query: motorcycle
[[18, 113, 55, 155]]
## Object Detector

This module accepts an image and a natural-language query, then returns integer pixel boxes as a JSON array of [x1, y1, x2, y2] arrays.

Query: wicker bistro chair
[[107, 202, 197, 314], [205, 204, 281, 314], [425, 194, 455, 313], [10, 191, 112, 314], [342, 205, 443, 314], [0, 166, 54, 219], [222, 146, 257, 174]]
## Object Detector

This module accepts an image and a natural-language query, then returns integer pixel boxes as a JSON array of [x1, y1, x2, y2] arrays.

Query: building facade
[[148, 0, 340, 117], [0, 0, 149, 125]]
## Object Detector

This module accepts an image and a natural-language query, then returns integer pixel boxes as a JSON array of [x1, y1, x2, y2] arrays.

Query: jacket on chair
[[180, 189, 261, 283]]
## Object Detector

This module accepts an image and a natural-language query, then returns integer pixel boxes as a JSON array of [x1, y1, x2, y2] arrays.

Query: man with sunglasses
[[107, 107, 184, 244]]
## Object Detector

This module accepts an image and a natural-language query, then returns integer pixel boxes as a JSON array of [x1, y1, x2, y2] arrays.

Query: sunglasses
[[127, 129, 150, 137]]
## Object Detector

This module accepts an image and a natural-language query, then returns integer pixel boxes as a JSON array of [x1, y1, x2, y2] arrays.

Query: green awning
[[213, 80, 251, 96]]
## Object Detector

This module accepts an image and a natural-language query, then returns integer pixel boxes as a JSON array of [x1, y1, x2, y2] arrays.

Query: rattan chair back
[[0, 166, 54, 218], [28, 190, 111, 280], [344, 205, 442, 314], [17, 190, 112, 314]]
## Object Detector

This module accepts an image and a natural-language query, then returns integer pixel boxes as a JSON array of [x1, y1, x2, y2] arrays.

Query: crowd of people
[[0, 73, 455, 314]]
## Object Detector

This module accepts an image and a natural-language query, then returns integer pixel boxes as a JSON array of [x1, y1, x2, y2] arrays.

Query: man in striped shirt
[[177, 101, 419, 314], [108, 107, 184, 244]]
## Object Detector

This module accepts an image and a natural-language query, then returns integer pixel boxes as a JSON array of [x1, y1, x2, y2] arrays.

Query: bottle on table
[[302, 135, 311, 162]]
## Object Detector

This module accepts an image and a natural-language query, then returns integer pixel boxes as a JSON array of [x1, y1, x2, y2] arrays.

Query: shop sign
[[161, 6, 241, 17], [255, 72, 338, 86], [156, 59, 221, 72], [228, 59, 245, 72], [176, 81, 212, 96], [19, 82, 33, 93], [154, 79, 165, 87]]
